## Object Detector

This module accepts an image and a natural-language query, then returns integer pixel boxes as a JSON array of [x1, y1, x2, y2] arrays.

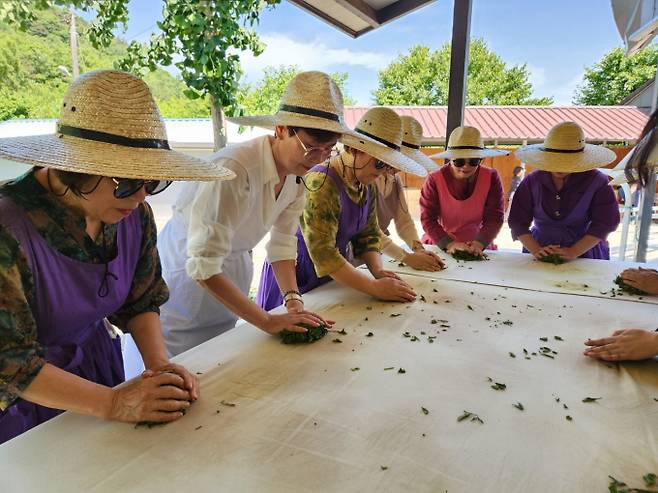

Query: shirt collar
[[262, 136, 281, 186]]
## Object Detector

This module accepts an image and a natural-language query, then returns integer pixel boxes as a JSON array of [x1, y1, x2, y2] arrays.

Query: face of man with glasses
[[281, 127, 339, 176]]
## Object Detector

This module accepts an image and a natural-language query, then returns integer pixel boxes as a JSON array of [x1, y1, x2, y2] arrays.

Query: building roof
[[287, 0, 437, 38], [344, 105, 649, 145], [620, 78, 654, 106]]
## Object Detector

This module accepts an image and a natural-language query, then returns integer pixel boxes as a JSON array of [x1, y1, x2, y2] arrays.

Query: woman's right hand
[[446, 241, 471, 254], [107, 371, 192, 423], [261, 310, 331, 335], [620, 267, 658, 295], [369, 276, 417, 302]]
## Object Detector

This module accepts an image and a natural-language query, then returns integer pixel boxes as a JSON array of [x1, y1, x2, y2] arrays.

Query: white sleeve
[[265, 184, 305, 263], [185, 160, 250, 280], [392, 179, 421, 250]]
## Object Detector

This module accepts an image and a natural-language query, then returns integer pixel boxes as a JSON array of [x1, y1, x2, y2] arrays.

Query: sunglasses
[[374, 160, 395, 171], [452, 158, 483, 168], [111, 178, 173, 199]]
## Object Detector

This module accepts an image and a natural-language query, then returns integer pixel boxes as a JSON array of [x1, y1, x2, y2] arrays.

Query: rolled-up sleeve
[[185, 160, 250, 281], [266, 185, 305, 263], [0, 226, 46, 410]]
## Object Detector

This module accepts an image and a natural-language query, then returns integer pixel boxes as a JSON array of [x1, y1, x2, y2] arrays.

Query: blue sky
[[110, 0, 625, 105]]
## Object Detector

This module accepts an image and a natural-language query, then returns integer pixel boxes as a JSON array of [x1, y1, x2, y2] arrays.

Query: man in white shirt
[[159, 71, 369, 355]]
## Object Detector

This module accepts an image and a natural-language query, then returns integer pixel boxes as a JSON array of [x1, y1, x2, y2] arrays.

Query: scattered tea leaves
[[539, 337, 548, 342], [380, 466, 388, 471], [332, 338, 343, 343], [513, 402, 524, 411], [467, 305, 474, 311], [582, 397, 602, 403], [366, 332, 374, 337], [350, 367, 360, 372], [220, 400, 236, 407], [452, 250, 486, 261], [421, 406, 429, 415], [554, 336, 564, 341], [337, 328, 347, 335], [566, 415, 573, 421], [457, 410, 484, 424], [398, 368, 406, 374], [491, 382, 507, 391], [644, 473, 657, 487], [390, 313, 402, 317], [509, 352, 516, 358]]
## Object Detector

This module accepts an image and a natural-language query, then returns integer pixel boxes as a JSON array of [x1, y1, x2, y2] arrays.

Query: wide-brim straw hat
[[228, 71, 366, 141], [0, 70, 234, 181], [339, 107, 427, 177], [430, 126, 509, 159], [514, 121, 616, 173], [399, 115, 439, 172]]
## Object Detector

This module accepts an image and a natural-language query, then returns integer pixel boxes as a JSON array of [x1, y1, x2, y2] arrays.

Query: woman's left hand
[[286, 300, 335, 327], [466, 240, 487, 257], [555, 246, 578, 261], [145, 363, 199, 401], [620, 267, 658, 295], [584, 329, 658, 361]]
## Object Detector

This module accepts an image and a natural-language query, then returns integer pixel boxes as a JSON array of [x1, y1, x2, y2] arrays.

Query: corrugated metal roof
[[345, 106, 649, 144]]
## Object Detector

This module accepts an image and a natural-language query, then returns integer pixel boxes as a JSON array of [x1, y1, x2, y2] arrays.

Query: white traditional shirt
[[162, 135, 304, 281]]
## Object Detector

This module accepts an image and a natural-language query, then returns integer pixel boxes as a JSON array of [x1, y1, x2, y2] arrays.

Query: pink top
[[421, 165, 504, 248]]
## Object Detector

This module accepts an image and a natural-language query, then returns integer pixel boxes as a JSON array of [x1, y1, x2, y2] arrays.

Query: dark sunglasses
[[452, 158, 483, 168], [112, 178, 173, 199], [374, 160, 394, 171]]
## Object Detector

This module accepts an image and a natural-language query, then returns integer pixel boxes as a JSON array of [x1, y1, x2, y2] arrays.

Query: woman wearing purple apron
[[0, 71, 232, 443], [509, 121, 619, 262], [257, 107, 426, 311]]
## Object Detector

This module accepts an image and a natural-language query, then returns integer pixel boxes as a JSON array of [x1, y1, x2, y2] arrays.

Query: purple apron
[[527, 174, 609, 259], [0, 196, 141, 444], [257, 164, 372, 311]]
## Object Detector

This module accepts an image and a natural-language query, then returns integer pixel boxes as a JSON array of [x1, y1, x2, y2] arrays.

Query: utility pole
[[69, 6, 80, 79]]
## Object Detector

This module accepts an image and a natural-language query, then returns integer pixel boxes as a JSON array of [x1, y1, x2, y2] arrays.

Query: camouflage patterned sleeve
[[107, 202, 169, 330], [351, 186, 381, 257], [299, 171, 347, 278], [0, 225, 46, 411]]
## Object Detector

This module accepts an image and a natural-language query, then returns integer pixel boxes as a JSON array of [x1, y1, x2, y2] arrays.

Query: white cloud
[[550, 73, 585, 105], [238, 33, 392, 81], [526, 64, 547, 89]]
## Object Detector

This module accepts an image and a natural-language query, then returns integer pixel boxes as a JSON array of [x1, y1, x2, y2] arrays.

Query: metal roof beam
[[334, 0, 380, 27]]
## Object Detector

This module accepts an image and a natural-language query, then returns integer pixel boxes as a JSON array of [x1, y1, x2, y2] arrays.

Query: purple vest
[[256, 164, 372, 310], [0, 196, 141, 443], [528, 173, 609, 259]]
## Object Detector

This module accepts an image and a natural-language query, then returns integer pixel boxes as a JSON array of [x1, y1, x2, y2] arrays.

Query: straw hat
[[228, 71, 362, 139], [339, 107, 427, 177], [399, 115, 439, 172], [0, 70, 234, 181], [430, 126, 509, 159], [514, 121, 616, 173]]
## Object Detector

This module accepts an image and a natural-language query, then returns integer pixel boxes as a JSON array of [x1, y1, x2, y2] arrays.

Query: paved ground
[[148, 186, 658, 292]]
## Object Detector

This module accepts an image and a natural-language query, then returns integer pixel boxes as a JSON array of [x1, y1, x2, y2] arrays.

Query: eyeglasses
[[293, 130, 338, 161], [452, 158, 483, 168], [111, 178, 173, 199], [374, 160, 395, 172]]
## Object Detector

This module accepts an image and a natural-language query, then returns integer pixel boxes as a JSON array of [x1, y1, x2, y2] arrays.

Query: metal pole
[[634, 59, 658, 262], [445, 0, 472, 144]]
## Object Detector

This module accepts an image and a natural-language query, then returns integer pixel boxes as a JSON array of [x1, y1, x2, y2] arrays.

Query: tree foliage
[[237, 65, 355, 116], [573, 45, 658, 105], [374, 39, 552, 106], [0, 7, 209, 120]]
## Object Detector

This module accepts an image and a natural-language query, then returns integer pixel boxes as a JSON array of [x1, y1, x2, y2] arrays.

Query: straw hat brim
[[429, 148, 509, 159], [0, 134, 235, 181], [401, 146, 440, 172], [339, 133, 427, 177], [513, 143, 616, 173], [227, 112, 353, 136]]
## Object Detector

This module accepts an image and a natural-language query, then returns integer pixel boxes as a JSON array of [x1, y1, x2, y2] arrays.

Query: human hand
[[466, 240, 486, 257], [262, 310, 332, 335], [446, 241, 471, 254], [369, 276, 417, 302], [371, 269, 402, 280], [107, 371, 192, 423], [285, 299, 304, 313], [583, 329, 658, 361], [147, 362, 199, 401], [620, 267, 658, 295], [533, 244, 561, 260], [554, 246, 578, 261], [402, 250, 445, 271]]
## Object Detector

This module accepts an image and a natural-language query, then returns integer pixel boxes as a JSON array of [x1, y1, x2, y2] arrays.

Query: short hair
[[287, 126, 340, 144]]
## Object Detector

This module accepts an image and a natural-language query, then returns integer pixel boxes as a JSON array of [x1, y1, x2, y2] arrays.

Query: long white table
[[1, 253, 657, 492]]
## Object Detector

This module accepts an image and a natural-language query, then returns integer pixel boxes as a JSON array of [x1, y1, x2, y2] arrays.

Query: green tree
[[237, 65, 355, 115], [2, 0, 281, 148], [0, 7, 210, 120], [573, 45, 658, 105], [374, 40, 552, 106]]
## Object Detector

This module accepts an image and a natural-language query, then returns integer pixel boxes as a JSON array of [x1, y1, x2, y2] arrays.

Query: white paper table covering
[[0, 256, 656, 492], [384, 248, 658, 305]]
